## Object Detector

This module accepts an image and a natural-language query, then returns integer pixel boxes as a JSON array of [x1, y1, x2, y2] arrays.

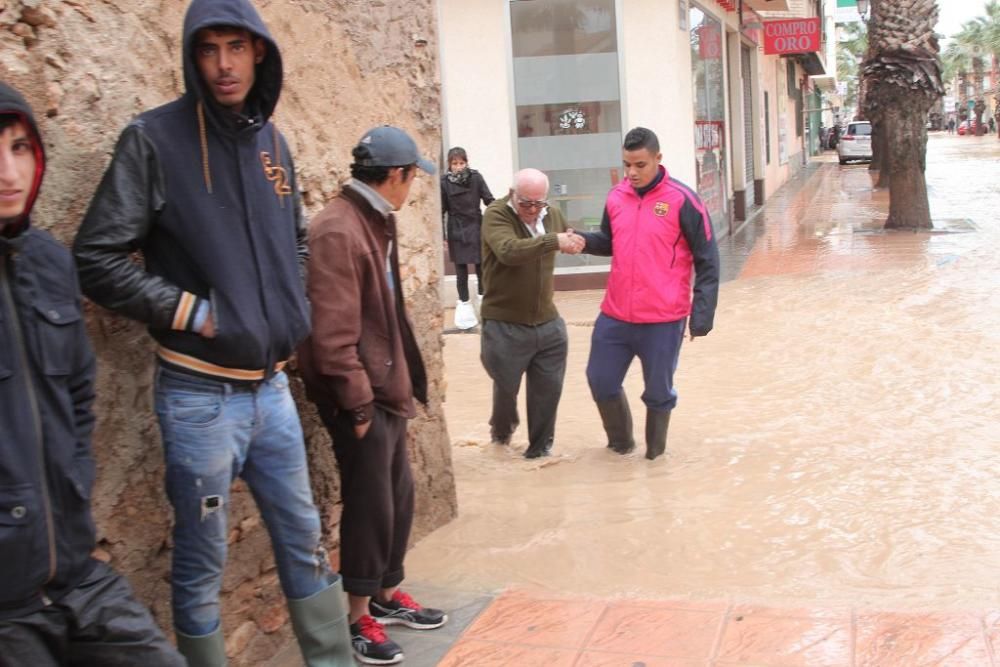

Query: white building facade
[[437, 0, 830, 286]]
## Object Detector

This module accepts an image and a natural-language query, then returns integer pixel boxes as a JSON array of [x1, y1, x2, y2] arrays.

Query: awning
[[810, 74, 836, 91], [796, 51, 826, 76], [745, 0, 791, 10]]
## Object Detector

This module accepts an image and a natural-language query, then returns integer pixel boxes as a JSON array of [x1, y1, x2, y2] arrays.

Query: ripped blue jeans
[[154, 366, 332, 636]]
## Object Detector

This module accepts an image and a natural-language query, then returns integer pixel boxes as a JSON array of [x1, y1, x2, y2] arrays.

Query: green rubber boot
[[288, 578, 354, 667], [176, 625, 227, 667]]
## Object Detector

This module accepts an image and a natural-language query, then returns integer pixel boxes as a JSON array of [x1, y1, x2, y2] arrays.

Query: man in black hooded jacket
[[72, 1, 352, 665], [0, 81, 184, 666]]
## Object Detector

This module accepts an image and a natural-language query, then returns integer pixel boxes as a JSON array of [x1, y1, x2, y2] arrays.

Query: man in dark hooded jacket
[[0, 82, 184, 666], [72, 1, 352, 665]]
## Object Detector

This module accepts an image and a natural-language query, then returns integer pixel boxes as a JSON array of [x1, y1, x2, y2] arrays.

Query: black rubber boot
[[596, 393, 635, 454], [524, 437, 552, 459], [645, 409, 671, 460]]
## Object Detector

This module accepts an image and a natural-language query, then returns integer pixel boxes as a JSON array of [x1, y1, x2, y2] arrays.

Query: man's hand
[[354, 421, 371, 439], [557, 229, 585, 255], [199, 311, 216, 339]]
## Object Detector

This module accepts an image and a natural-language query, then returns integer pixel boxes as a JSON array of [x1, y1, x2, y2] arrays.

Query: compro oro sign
[[763, 18, 821, 55]]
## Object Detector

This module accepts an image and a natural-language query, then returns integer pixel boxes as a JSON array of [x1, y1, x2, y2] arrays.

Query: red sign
[[695, 121, 724, 151], [763, 18, 821, 55], [698, 23, 722, 60]]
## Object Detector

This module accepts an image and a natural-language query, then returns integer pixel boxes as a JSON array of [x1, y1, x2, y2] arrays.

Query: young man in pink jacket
[[579, 127, 720, 460]]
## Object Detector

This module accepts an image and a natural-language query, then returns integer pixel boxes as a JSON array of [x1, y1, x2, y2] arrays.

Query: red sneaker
[[349, 614, 403, 665], [370, 590, 448, 630]]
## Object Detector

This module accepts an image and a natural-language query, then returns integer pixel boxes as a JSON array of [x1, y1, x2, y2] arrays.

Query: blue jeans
[[154, 366, 333, 637]]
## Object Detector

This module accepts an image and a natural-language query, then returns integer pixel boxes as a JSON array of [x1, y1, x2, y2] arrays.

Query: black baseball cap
[[355, 125, 436, 175]]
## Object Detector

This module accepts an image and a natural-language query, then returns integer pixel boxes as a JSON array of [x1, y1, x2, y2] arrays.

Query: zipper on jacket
[[535, 251, 543, 322], [531, 215, 543, 322], [0, 255, 58, 585], [234, 141, 275, 376], [627, 198, 643, 319]]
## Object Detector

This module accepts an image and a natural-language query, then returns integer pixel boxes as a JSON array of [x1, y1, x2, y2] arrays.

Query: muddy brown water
[[407, 135, 1000, 610]]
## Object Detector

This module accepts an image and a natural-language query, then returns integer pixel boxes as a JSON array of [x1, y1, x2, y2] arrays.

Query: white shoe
[[454, 300, 478, 330]]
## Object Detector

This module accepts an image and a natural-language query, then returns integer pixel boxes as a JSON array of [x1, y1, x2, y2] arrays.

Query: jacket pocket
[[67, 454, 96, 501], [62, 455, 97, 558], [0, 484, 47, 602], [34, 302, 82, 376], [358, 331, 393, 389]]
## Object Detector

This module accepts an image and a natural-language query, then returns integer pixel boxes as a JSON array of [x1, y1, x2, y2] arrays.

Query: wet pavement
[[270, 133, 1000, 666]]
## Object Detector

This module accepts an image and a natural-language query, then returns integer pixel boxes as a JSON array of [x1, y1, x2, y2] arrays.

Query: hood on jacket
[[181, 0, 282, 130], [0, 81, 44, 236]]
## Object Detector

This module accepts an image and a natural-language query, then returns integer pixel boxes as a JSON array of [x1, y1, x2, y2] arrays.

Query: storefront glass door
[[690, 6, 729, 234], [510, 0, 622, 268]]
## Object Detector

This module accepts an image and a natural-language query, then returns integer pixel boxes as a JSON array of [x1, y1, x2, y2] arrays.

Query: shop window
[[510, 0, 622, 269], [690, 5, 728, 233]]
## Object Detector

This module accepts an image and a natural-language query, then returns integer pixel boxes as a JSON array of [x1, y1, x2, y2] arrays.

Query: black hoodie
[[0, 81, 100, 619], [73, 0, 310, 380]]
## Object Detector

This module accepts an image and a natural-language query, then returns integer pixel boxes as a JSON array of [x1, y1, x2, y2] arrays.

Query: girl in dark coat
[[441, 147, 494, 308]]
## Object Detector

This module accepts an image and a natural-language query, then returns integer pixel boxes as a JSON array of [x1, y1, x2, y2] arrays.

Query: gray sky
[[938, 0, 987, 45]]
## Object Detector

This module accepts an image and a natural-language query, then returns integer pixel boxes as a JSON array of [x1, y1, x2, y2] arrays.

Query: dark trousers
[[0, 561, 184, 667], [480, 317, 568, 451], [318, 406, 414, 598], [586, 313, 685, 412], [454, 263, 483, 301]]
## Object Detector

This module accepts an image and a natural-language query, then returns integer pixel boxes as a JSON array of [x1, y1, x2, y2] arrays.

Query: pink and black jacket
[[581, 166, 720, 336]]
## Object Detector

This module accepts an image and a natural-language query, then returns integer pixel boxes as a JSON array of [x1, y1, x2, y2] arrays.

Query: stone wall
[[0, 1, 456, 663]]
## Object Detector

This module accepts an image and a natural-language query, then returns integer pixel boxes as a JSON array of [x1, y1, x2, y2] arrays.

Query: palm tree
[[952, 1, 1000, 135], [938, 3, 1000, 132], [837, 22, 868, 114], [954, 20, 989, 132], [942, 42, 970, 121], [863, 0, 944, 229]]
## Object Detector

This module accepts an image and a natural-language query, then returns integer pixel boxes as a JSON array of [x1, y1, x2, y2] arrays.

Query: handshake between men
[[557, 228, 586, 254]]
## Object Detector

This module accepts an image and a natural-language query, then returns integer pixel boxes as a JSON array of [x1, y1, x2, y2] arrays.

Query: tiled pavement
[[272, 148, 990, 666], [434, 592, 1000, 666], [270, 586, 1000, 666]]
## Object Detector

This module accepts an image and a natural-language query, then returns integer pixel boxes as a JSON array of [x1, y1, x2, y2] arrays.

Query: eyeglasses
[[515, 197, 548, 210]]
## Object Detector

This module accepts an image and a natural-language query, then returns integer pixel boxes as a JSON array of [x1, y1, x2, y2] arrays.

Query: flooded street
[[406, 133, 1000, 612]]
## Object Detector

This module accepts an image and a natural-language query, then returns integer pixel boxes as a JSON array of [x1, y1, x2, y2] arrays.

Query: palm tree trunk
[[974, 58, 986, 133], [883, 109, 930, 228], [958, 70, 969, 121], [871, 120, 889, 186], [865, 0, 943, 229]]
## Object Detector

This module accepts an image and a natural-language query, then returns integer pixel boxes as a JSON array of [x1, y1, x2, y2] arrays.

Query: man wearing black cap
[[298, 126, 446, 665]]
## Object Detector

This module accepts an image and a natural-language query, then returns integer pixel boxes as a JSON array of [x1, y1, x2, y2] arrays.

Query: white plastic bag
[[454, 300, 478, 330]]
